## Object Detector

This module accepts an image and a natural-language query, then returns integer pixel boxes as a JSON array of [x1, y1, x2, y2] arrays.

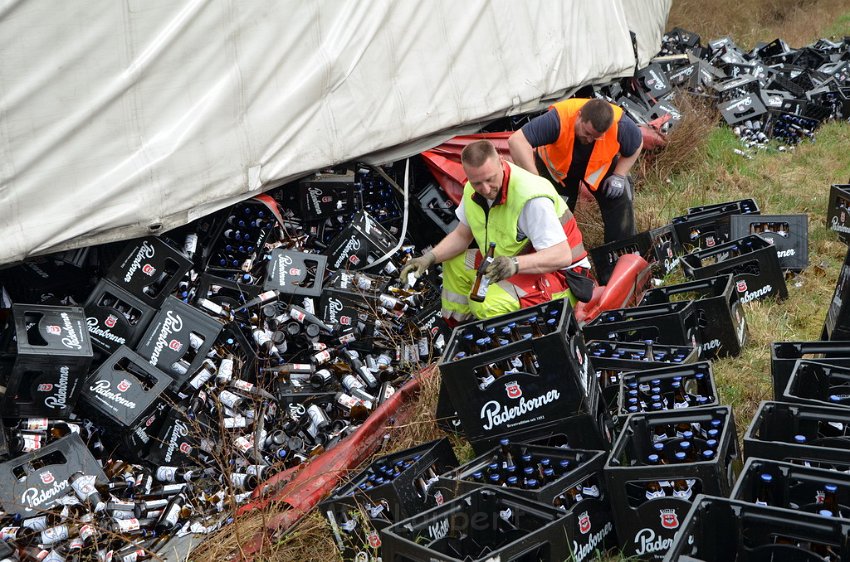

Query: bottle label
[[475, 275, 491, 299], [71, 474, 97, 499], [21, 418, 49, 431], [645, 489, 666, 500], [232, 380, 255, 393], [40, 525, 69, 545], [217, 356, 234, 376], [218, 390, 242, 409], [156, 466, 177, 482]]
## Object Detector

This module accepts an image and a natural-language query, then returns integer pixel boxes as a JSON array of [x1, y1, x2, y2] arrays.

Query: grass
[[214, 2, 850, 561]]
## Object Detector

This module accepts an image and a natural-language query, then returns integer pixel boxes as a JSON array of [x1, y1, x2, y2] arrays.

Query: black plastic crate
[[263, 248, 327, 297], [105, 236, 193, 308], [582, 301, 702, 352], [681, 234, 788, 302], [139, 403, 213, 468], [318, 286, 382, 330], [634, 63, 672, 100], [434, 444, 616, 559], [639, 274, 748, 360], [604, 406, 740, 559], [194, 271, 263, 311], [379, 487, 574, 562], [718, 91, 768, 124], [415, 181, 459, 237], [671, 198, 760, 253], [0, 259, 93, 306], [587, 340, 699, 372], [0, 304, 93, 419], [468, 406, 614, 456], [438, 299, 598, 447], [134, 296, 223, 389], [771, 341, 850, 400], [782, 360, 850, 409], [664, 495, 850, 561], [744, 401, 850, 471], [0, 433, 107, 516], [83, 279, 157, 360], [589, 225, 678, 285], [323, 210, 399, 274], [823, 246, 850, 341], [589, 231, 653, 286], [714, 74, 762, 102], [200, 199, 276, 273], [79, 345, 174, 459], [298, 171, 357, 220], [730, 213, 809, 271], [731, 457, 850, 518], [320, 439, 459, 560], [616, 362, 719, 422]]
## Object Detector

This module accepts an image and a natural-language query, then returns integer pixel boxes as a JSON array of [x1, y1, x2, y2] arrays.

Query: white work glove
[[601, 174, 626, 199]]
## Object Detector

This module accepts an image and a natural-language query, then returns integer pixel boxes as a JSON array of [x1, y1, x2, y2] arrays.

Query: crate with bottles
[[133, 296, 223, 388], [744, 401, 850, 469], [666, 495, 850, 561], [823, 245, 850, 342], [730, 213, 809, 271], [378, 487, 575, 562], [731, 458, 850, 522], [781, 359, 850, 409], [105, 236, 194, 308], [671, 197, 759, 253], [616, 362, 719, 423], [587, 340, 699, 373], [319, 439, 459, 561], [199, 199, 277, 283], [0, 433, 107, 516], [639, 274, 748, 360], [438, 299, 598, 447], [434, 440, 617, 557], [771, 340, 850, 400], [603, 405, 740, 559], [582, 300, 703, 354], [680, 234, 788, 303]]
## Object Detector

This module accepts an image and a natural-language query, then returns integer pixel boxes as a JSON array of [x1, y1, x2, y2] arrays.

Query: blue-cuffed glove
[[601, 174, 626, 199]]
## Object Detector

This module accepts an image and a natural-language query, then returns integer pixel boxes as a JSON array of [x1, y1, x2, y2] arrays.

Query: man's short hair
[[579, 99, 615, 133], [461, 139, 499, 167]]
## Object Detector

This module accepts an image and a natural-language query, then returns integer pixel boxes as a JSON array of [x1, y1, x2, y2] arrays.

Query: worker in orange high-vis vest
[[508, 98, 643, 244]]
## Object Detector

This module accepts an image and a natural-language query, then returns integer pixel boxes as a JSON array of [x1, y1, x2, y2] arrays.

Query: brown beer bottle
[[470, 242, 497, 303]]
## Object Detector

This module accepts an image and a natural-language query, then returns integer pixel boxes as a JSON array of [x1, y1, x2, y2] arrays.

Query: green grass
[[638, 117, 850, 439]]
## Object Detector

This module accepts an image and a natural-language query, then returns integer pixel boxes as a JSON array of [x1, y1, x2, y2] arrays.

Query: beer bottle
[[754, 473, 775, 507], [470, 242, 496, 303]]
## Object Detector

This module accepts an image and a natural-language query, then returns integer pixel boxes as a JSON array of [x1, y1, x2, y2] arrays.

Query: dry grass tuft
[[637, 94, 719, 186]]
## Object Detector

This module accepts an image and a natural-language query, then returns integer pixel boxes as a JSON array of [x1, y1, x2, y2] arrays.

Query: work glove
[[601, 173, 626, 199], [399, 251, 435, 283], [485, 256, 518, 283]]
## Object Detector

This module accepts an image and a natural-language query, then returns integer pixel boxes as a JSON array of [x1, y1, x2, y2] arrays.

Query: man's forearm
[[613, 141, 643, 176], [514, 240, 572, 274], [508, 130, 539, 175]]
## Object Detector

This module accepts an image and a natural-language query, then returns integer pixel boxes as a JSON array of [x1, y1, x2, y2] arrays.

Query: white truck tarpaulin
[[0, 0, 670, 265]]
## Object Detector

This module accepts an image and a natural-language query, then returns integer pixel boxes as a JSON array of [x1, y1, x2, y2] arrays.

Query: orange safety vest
[[537, 99, 623, 192]]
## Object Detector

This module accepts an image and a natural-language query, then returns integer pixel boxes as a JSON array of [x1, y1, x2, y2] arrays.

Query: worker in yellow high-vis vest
[[508, 98, 643, 244], [400, 140, 591, 323]]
